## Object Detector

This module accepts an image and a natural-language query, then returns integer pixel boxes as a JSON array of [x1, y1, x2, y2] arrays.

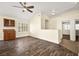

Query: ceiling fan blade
[[19, 2, 34, 13], [27, 9, 33, 13], [24, 2, 27, 5], [12, 6, 23, 8], [19, 2, 24, 7], [26, 6, 34, 9]]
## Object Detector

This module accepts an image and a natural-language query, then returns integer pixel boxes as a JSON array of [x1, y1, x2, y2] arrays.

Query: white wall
[[0, 30, 3, 40], [30, 13, 41, 36], [30, 13, 59, 44], [35, 30, 59, 43], [0, 17, 4, 40], [70, 20, 76, 41]]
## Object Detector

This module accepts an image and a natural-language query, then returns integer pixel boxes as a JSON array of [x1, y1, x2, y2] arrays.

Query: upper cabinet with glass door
[[4, 18, 15, 27]]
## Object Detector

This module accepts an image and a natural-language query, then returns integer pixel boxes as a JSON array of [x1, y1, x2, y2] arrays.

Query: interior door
[[62, 21, 70, 40]]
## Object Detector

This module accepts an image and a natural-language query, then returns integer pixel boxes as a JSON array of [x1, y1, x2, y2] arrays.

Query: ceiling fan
[[13, 2, 34, 13]]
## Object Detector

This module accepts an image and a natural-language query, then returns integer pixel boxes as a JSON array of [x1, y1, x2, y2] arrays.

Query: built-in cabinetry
[[3, 18, 16, 41]]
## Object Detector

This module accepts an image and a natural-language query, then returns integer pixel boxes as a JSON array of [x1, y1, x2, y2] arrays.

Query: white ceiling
[[0, 2, 78, 20]]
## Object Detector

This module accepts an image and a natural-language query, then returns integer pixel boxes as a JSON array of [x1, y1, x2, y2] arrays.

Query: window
[[45, 20, 48, 29], [18, 22, 28, 32], [26, 24, 28, 31], [63, 22, 70, 30], [75, 21, 79, 30], [63, 21, 79, 30], [76, 24, 79, 30], [18, 23, 21, 32], [22, 23, 23, 32]]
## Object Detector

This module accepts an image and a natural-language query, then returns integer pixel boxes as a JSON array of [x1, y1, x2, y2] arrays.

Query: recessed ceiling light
[[51, 12, 55, 15], [51, 10, 56, 15]]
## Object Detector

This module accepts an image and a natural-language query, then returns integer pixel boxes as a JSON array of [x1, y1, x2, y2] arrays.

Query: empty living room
[[0, 0, 79, 57]]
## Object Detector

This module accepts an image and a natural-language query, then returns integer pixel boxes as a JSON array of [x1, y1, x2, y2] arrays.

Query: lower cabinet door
[[4, 29, 16, 41]]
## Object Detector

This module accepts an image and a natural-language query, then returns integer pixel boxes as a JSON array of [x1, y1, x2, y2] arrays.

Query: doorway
[[62, 21, 70, 40]]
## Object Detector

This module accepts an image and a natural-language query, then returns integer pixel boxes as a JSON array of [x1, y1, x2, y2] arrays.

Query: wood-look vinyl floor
[[0, 36, 77, 56]]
